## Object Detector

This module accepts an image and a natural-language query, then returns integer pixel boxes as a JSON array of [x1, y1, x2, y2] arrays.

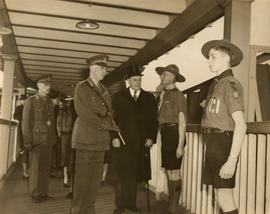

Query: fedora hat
[[155, 64, 185, 82], [201, 39, 243, 67], [124, 64, 144, 80]]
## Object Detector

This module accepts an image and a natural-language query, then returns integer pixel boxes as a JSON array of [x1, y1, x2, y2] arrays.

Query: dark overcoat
[[111, 89, 158, 183]]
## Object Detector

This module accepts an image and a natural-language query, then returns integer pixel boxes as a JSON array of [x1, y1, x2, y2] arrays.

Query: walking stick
[[108, 112, 126, 145], [147, 181, 151, 212]]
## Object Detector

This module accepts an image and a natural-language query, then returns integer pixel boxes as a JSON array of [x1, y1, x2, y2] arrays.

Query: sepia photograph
[[0, 0, 269, 214]]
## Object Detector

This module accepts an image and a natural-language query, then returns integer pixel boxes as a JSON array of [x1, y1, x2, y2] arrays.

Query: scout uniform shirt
[[158, 87, 187, 124], [201, 69, 245, 131]]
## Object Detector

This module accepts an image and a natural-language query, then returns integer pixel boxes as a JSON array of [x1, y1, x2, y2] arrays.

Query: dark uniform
[[158, 87, 187, 170], [201, 69, 244, 188], [22, 93, 56, 200], [71, 77, 117, 214]]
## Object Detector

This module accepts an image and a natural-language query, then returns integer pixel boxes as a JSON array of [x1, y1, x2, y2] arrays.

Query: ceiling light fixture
[[76, 20, 99, 30]]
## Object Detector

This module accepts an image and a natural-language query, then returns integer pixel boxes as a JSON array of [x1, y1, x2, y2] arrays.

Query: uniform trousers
[[115, 181, 137, 210], [29, 144, 53, 197], [72, 150, 104, 214]]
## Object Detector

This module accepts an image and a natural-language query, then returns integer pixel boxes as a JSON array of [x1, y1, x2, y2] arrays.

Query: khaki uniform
[[22, 93, 56, 197], [72, 78, 115, 214], [201, 69, 245, 188]]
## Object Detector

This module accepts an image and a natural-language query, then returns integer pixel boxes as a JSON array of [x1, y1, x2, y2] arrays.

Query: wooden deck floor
[[0, 163, 168, 214]]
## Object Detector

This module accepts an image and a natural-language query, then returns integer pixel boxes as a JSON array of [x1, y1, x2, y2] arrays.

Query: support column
[[1, 54, 17, 119], [0, 54, 17, 180], [223, 0, 254, 120]]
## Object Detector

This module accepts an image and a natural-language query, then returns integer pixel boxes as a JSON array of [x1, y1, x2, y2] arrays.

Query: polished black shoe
[[22, 174, 29, 180], [126, 207, 142, 212], [66, 191, 73, 199], [31, 196, 42, 203], [113, 208, 123, 214], [63, 183, 71, 188], [40, 194, 55, 201]]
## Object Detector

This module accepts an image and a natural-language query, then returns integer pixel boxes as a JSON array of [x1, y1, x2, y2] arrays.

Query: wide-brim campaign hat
[[86, 54, 109, 65], [201, 39, 243, 67], [35, 74, 52, 83], [155, 64, 185, 82], [124, 64, 144, 80]]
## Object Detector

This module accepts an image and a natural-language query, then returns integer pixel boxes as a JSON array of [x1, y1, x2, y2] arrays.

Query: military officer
[[201, 40, 247, 214], [71, 54, 120, 214], [155, 64, 187, 214], [22, 75, 56, 203]]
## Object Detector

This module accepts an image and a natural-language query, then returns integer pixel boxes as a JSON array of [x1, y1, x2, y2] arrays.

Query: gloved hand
[[24, 144, 32, 151], [112, 138, 121, 148]]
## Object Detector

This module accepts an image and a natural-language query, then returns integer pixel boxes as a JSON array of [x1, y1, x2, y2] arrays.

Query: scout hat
[[85, 54, 109, 67], [35, 74, 52, 83], [155, 64, 185, 82], [201, 39, 243, 67], [124, 64, 144, 80]]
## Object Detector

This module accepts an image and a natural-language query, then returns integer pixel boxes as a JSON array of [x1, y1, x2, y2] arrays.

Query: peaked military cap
[[124, 64, 144, 80], [86, 54, 109, 66], [35, 74, 52, 83], [155, 64, 185, 82], [201, 39, 243, 67]]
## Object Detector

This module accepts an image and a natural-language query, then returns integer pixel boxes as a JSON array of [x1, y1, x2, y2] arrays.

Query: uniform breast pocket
[[90, 96, 106, 114], [207, 97, 221, 114]]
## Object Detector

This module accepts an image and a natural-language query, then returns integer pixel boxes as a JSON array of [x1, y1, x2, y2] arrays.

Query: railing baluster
[[196, 133, 203, 214], [187, 132, 194, 210], [191, 132, 199, 213], [182, 132, 189, 207], [239, 135, 248, 214], [247, 134, 257, 214], [256, 134, 266, 214], [265, 134, 270, 214], [207, 185, 213, 214], [201, 184, 208, 214]]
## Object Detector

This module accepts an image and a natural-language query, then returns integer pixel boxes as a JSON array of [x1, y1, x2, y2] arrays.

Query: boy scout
[[155, 64, 187, 214], [22, 75, 56, 203], [71, 54, 120, 214], [201, 39, 247, 214]]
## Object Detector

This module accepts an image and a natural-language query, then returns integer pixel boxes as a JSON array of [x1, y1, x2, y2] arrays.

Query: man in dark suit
[[22, 75, 56, 203], [71, 54, 120, 214], [111, 65, 159, 214]]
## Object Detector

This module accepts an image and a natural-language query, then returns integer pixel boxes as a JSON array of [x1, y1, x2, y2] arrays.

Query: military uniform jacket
[[71, 79, 114, 151], [201, 69, 245, 131], [111, 89, 158, 183], [22, 93, 56, 148]]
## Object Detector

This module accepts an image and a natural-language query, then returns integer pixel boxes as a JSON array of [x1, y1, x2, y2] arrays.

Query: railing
[[0, 119, 19, 181], [149, 122, 270, 214]]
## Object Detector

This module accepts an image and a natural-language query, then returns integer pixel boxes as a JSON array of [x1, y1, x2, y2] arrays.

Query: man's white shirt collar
[[129, 88, 141, 97]]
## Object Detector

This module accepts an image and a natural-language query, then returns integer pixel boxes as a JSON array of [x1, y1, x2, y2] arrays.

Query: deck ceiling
[[3, 0, 187, 95]]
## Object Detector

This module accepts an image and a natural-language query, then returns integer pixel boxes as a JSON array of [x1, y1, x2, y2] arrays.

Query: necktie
[[133, 90, 138, 102]]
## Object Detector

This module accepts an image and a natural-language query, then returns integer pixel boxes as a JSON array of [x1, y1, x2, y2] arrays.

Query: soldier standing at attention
[[71, 54, 120, 214], [155, 64, 187, 214], [201, 40, 247, 214], [22, 75, 56, 203]]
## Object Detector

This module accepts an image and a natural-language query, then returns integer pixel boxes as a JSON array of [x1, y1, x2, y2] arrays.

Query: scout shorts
[[203, 131, 237, 188], [160, 124, 183, 170]]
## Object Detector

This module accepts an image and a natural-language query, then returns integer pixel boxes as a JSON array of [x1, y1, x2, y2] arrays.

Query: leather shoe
[[31, 196, 42, 203], [126, 207, 141, 212], [40, 194, 54, 201], [113, 208, 123, 214]]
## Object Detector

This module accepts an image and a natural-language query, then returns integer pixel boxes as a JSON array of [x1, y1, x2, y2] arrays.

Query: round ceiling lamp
[[0, 25, 12, 35], [76, 20, 99, 30]]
